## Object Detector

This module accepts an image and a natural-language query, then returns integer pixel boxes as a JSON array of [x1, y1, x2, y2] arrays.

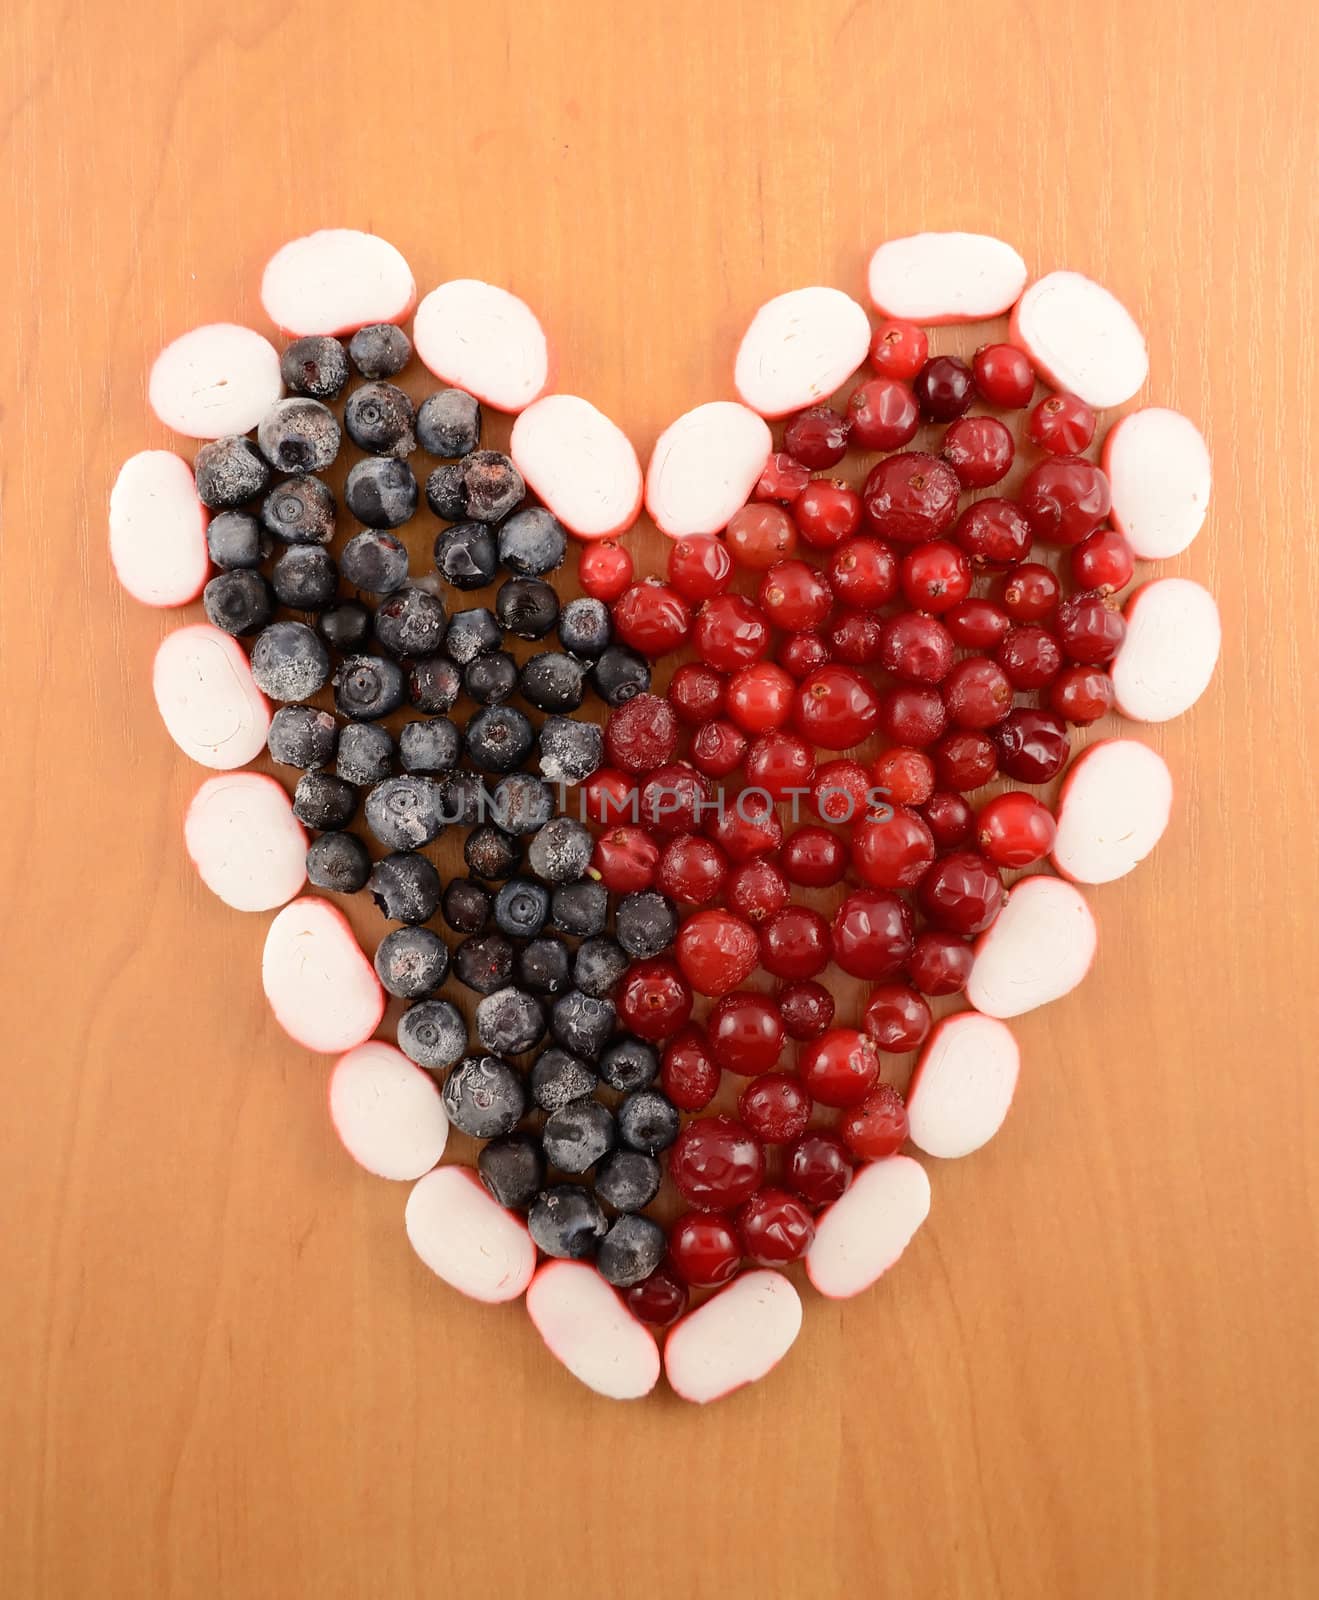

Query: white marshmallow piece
[[1010, 271, 1149, 408], [1104, 407, 1212, 560], [328, 1041, 449, 1181], [907, 1014, 1022, 1159], [152, 623, 271, 770], [967, 876, 1098, 1021], [1111, 577, 1222, 724], [405, 1166, 537, 1304], [1052, 739, 1174, 884], [805, 1155, 931, 1297], [184, 773, 306, 912], [644, 401, 772, 538], [525, 1261, 661, 1400], [413, 279, 550, 413], [867, 232, 1027, 324], [664, 1270, 802, 1404], [510, 394, 642, 540], [109, 450, 211, 607], [149, 323, 283, 439], [261, 897, 384, 1055], [260, 229, 416, 337], [734, 287, 871, 418]]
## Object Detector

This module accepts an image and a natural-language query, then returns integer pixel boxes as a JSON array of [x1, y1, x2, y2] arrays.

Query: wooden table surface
[[3, 1, 1317, 1595]]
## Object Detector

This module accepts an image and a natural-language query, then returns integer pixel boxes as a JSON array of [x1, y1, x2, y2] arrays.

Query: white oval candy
[[510, 394, 642, 540], [664, 1270, 801, 1404], [525, 1261, 660, 1400], [1052, 739, 1173, 884], [328, 1041, 449, 1181], [1103, 408, 1212, 560], [644, 401, 771, 538], [907, 1014, 1021, 1159], [262, 897, 384, 1055], [184, 773, 306, 911], [405, 1166, 536, 1304], [413, 279, 550, 412], [1009, 271, 1149, 408], [149, 323, 283, 439], [1111, 577, 1221, 724], [733, 287, 871, 418], [109, 450, 210, 607], [805, 1156, 931, 1298], [967, 876, 1097, 1021], [152, 623, 271, 770], [867, 232, 1027, 324], [260, 229, 415, 337]]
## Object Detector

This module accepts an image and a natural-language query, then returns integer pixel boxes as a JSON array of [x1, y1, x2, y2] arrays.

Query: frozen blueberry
[[594, 1152, 662, 1215], [374, 927, 449, 1000], [306, 831, 370, 893], [599, 1038, 659, 1094], [261, 475, 336, 545], [345, 381, 415, 457], [616, 892, 677, 960], [542, 1098, 615, 1174], [258, 397, 341, 474], [194, 436, 270, 510], [408, 656, 461, 714], [453, 932, 515, 995], [336, 722, 394, 786], [495, 577, 558, 640], [364, 776, 444, 851], [465, 824, 519, 880], [374, 587, 447, 658], [341, 529, 409, 595], [368, 851, 441, 925], [477, 1133, 545, 1211], [527, 817, 592, 885], [516, 936, 572, 996], [348, 322, 412, 379], [550, 881, 609, 939], [444, 607, 501, 665], [433, 522, 498, 590], [293, 770, 357, 830], [573, 936, 627, 999], [438, 771, 491, 826], [596, 1215, 666, 1288], [530, 1048, 596, 1113], [250, 621, 330, 702], [416, 388, 480, 458], [493, 878, 550, 940], [334, 653, 405, 720], [280, 335, 349, 400], [206, 510, 268, 570], [475, 985, 546, 1056], [538, 717, 603, 786], [442, 1054, 525, 1139], [442, 877, 492, 935], [397, 999, 467, 1072], [345, 458, 418, 529], [464, 650, 518, 706], [460, 451, 525, 523], [591, 645, 650, 706], [274, 545, 339, 612], [498, 507, 566, 577], [489, 773, 554, 838], [465, 706, 534, 774], [528, 1186, 608, 1261], [399, 717, 460, 775], [424, 463, 467, 521], [557, 597, 612, 660], [617, 1089, 679, 1155], [550, 989, 615, 1059], [318, 600, 373, 654], [268, 704, 337, 769], [519, 652, 586, 713], [202, 569, 272, 636]]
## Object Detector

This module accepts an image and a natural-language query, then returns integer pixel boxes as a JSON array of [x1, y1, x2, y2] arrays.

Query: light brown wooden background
[[2, 1, 1317, 1595]]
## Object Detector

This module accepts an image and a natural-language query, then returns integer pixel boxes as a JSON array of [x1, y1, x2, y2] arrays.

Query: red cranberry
[[725, 855, 790, 922], [693, 594, 770, 670], [863, 452, 962, 545], [667, 662, 726, 725], [674, 908, 760, 996], [921, 790, 975, 850], [946, 598, 1012, 650], [907, 930, 974, 996], [668, 1212, 742, 1285], [786, 1130, 854, 1208], [942, 656, 1014, 730], [847, 377, 920, 450], [738, 1074, 813, 1144], [781, 825, 847, 888], [917, 850, 1005, 935], [996, 624, 1063, 689], [828, 608, 886, 664], [793, 665, 881, 749], [871, 746, 935, 807], [880, 684, 948, 748], [840, 1083, 910, 1161], [977, 791, 1057, 867], [582, 767, 638, 826], [777, 980, 835, 1039], [877, 611, 955, 684], [669, 1116, 766, 1212], [933, 729, 998, 791], [661, 1026, 721, 1110], [657, 834, 728, 905], [579, 541, 632, 602], [952, 498, 1032, 568], [625, 1266, 689, 1327], [851, 806, 937, 889], [783, 404, 850, 468], [1028, 392, 1096, 455], [995, 707, 1070, 782], [708, 992, 785, 1075], [900, 540, 973, 613], [780, 631, 832, 680], [1054, 590, 1126, 665], [593, 826, 660, 893], [667, 536, 732, 601], [827, 536, 899, 608], [914, 355, 976, 421], [737, 1188, 815, 1265], [707, 796, 783, 863], [862, 983, 932, 1051], [941, 415, 1014, 487], [1000, 562, 1061, 622], [1071, 527, 1135, 594], [795, 480, 861, 548], [1020, 455, 1112, 547], [745, 731, 815, 800], [639, 762, 710, 835], [754, 451, 811, 505], [605, 693, 679, 773], [811, 758, 871, 824], [616, 957, 695, 1040], [760, 905, 831, 980], [800, 1027, 882, 1108], [1049, 664, 1115, 725], [831, 889, 915, 980], [689, 719, 748, 778], [870, 318, 928, 378], [612, 581, 691, 656], [759, 559, 833, 631], [972, 342, 1035, 408], [726, 503, 797, 569], [726, 661, 794, 733]]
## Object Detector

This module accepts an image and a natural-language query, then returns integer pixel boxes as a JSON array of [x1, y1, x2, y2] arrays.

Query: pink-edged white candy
[[907, 1014, 1021, 1159], [1111, 577, 1221, 724], [867, 232, 1027, 324], [328, 1041, 448, 1181], [183, 773, 306, 911], [663, 1270, 801, 1404], [733, 287, 871, 418], [644, 401, 772, 538], [261, 897, 384, 1055], [260, 229, 415, 337], [1052, 739, 1173, 885], [413, 279, 550, 412], [805, 1155, 931, 1298], [1104, 407, 1212, 559], [109, 450, 211, 607], [152, 623, 271, 770], [510, 394, 642, 540], [405, 1166, 536, 1304], [149, 323, 283, 439], [967, 875, 1098, 1021], [525, 1261, 660, 1400], [1010, 271, 1149, 408]]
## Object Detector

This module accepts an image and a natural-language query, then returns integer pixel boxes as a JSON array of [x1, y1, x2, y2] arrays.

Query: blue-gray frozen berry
[[345, 457, 417, 529], [453, 932, 515, 995], [416, 388, 480, 458], [365, 776, 444, 851], [595, 1214, 666, 1288], [333, 653, 405, 720], [617, 1089, 680, 1155], [537, 717, 603, 786], [591, 645, 651, 706], [348, 322, 412, 379], [261, 475, 336, 545], [489, 773, 553, 837], [399, 717, 460, 775], [408, 656, 461, 714], [424, 463, 466, 521], [458, 451, 525, 523], [293, 770, 357, 830], [527, 817, 592, 884], [194, 435, 270, 509], [374, 927, 449, 999], [336, 722, 394, 786], [493, 878, 550, 940], [318, 600, 372, 654], [557, 597, 612, 659], [202, 569, 272, 636], [433, 522, 498, 590], [206, 510, 268, 570], [442, 877, 492, 935], [542, 1098, 615, 1174], [368, 851, 441, 925], [397, 998, 467, 1071], [594, 1152, 662, 1214], [463, 650, 518, 706], [344, 381, 415, 457], [549, 881, 609, 939], [464, 824, 519, 880], [464, 705, 534, 774], [599, 1038, 659, 1093], [250, 621, 330, 701], [280, 335, 349, 400], [444, 607, 500, 665], [273, 544, 338, 611], [268, 704, 337, 769], [340, 529, 409, 595], [442, 1054, 525, 1139], [498, 507, 566, 577], [496, 577, 558, 640], [550, 989, 615, 1059], [438, 771, 491, 826], [616, 892, 678, 959], [258, 397, 341, 473], [519, 652, 586, 713], [477, 1133, 544, 1211], [373, 587, 447, 658], [516, 936, 572, 996], [306, 831, 370, 893], [573, 936, 627, 999], [528, 1186, 608, 1261], [475, 985, 546, 1055], [530, 1048, 596, 1112]]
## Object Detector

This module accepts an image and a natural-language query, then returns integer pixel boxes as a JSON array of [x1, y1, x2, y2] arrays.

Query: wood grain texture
[[2, 1, 1317, 1595]]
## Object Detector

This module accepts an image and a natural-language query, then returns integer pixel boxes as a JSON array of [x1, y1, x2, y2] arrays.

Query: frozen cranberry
[[877, 611, 955, 684], [639, 762, 710, 835], [863, 452, 961, 545], [972, 342, 1035, 408], [851, 806, 937, 890], [737, 1188, 815, 1265], [1071, 527, 1135, 594], [831, 889, 914, 980], [616, 957, 695, 1040], [667, 536, 733, 602], [914, 355, 975, 420], [870, 318, 928, 378], [726, 503, 797, 569], [946, 598, 1012, 651], [784, 405, 850, 468], [1054, 590, 1126, 665], [1028, 392, 1096, 455], [593, 826, 660, 893], [917, 850, 1004, 935], [921, 790, 975, 850], [708, 797, 783, 864], [795, 480, 862, 548], [933, 729, 998, 791], [759, 560, 833, 631], [996, 624, 1063, 689], [879, 684, 948, 748], [675, 908, 760, 996], [738, 1074, 813, 1144], [812, 758, 872, 825], [669, 1116, 766, 1212], [1000, 562, 1061, 622], [786, 1130, 854, 1208], [952, 498, 1032, 568], [907, 930, 974, 996], [995, 707, 1070, 782], [899, 540, 972, 614], [657, 834, 728, 905], [754, 451, 811, 505], [662, 1026, 721, 1110], [1021, 455, 1112, 547], [863, 983, 932, 1051], [827, 536, 899, 608], [839, 1083, 910, 1161], [709, 992, 785, 1075], [847, 377, 920, 450], [746, 731, 815, 800], [942, 656, 1014, 729], [977, 791, 1057, 867], [871, 746, 935, 807], [800, 1027, 881, 1108], [626, 1266, 689, 1327], [725, 662, 794, 734], [579, 541, 632, 602], [667, 665, 724, 728], [605, 693, 679, 774], [1049, 664, 1115, 725], [781, 825, 847, 888], [668, 1212, 742, 1285], [941, 415, 1014, 487], [725, 855, 790, 922], [689, 719, 748, 778], [693, 593, 770, 670], [612, 581, 691, 656], [828, 609, 886, 664], [760, 905, 831, 980], [793, 665, 881, 748], [582, 766, 638, 826], [780, 631, 832, 680], [777, 980, 835, 1040]]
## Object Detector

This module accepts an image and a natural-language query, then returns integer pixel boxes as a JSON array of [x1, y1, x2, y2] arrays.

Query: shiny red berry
[[625, 1266, 689, 1326], [725, 855, 790, 923], [708, 991, 784, 1075], [800, 1027, 882, 1108], [839, 1083, 910, 1161], [942, 656, 1014, 729], [582, 766, 638, 826], [811, 758, 871, 824], [667, 662, 726, 725], [1054, 590, 1126, 665], [738, 1074, 813, 1144], [862, 984, 932, 1052], [786, 1130, 854, 1208], [746, 731, 815, 800], [877, 611, 955, 684], [605, 693, 679, 774], [972, 342, 1035, 408], [946, 598, 1012, 650], [612, 581, 691, 656], [827, 536, 899, 608], [707, 795, 783, 863], [830, 889, 915, 980], [667, 536, 733, 602], [639, 762, 710, 835], [828, 608, 886, 665], [1000, 562, 1061, 622], [793, 665, 882, 749], [780, 630, 832, 680], [725, 503, 797, 569], [1049, 664, 1115, 725], [941, 415, 1014, 487], [661, 1026, 721, 1110], [879, 684, 947, 748], [1071, 527, 1135, 594], [754, 451, 811, 505], [907, 930, 974, 996], [579, 541, 633, 601], [851, 806, 937, 890], [1020, 455, 1112, 547], [921, 790, 975, 850], [995, 707, 1070, 783], [863, 452, 962, 545], [593, 826, 660, 893], [668, 1212, 742, 1285], [1028, 392, 1096, 455], [871, 746, 935, 807], [669, 1116, 766, 1212], [996, 624, 1063, 689], [917, 850, 1005, 935], [616, 957, 694, 1040], [783, 405, 850, 468], [759, 559, 833, 631], [977, 791, 1057, 867], [900, 539, 973, 614], [675, 908, 761, 996], [657, 834, 728, 905], [795, 480, 862, 548], [689, 719, 748, 777], [933, 729, 998, 792], [847, 377, 920, 450], [914, 355, 976, 421], [737, 1188, 815, 1265], [726, 661, 794, 733], [952, 497, 1032, 568], [759, 905, 831, 980], [870, 318, 928, 378], [781, 825, 847, 888], [693, 594, 770, 670], [777, 980, 835, 1040]]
